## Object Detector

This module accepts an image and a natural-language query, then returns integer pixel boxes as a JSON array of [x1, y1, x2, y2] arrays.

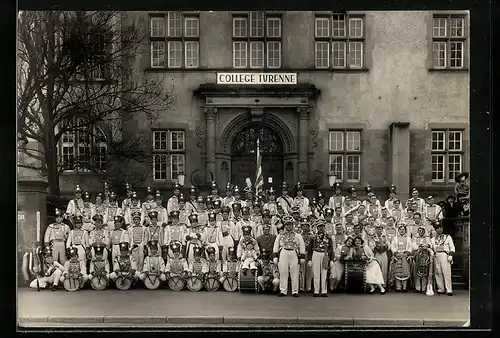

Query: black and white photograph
[[17, 9, 471, 328]]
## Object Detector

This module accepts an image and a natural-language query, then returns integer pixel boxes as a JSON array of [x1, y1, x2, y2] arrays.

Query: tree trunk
[[45, 137, 61, 197]]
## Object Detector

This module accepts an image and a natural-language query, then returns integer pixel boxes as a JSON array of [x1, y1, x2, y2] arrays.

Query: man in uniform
[[154, 190, 168, 224], [204, 211, 221, 259], [293, 182, 310, 218], [313, 192, 328, 219], [235, 206, 256, 240], [89, 243, 110, 286], [140, 240, 167, 284], [108, 215, 129, 264], [61, 247, 89, 289], [299, 221, 313, 293], [121, 183, 135, 210], [177, 195, 189, 226], [147, 211, 164, 253], [124, 192, 141, 226], [213, 199, 223, 222], [208, 182, 222, 204], [128, 211, 149, 271], [81, 191, 94, 234], [272, 215, 306, 297], [109, 242, 140, 284], [217, 206, 235, 261], [256, 209, 277, 237], [344, 213, 355, 236], [66, 215, 89, 262], [332, 206, 344, 227], [186, 186, 198, 213], [424, 196, 443, 226], [412, 226, 433, 293], [322, 208, 335, 239], [222, 183, 235, 208], [263, 187, 278, 216], [105, 192, 122, 231], [187, 246, 209, 278], [195, 196, 209, 228], [164, 210, 186, 258], [167, 183, 182, 215], [407, 188, 425, 214], [103, 182, 111, 207], [384, 185, 397, 210], [430, 222, 455, 296], [141, 187, 156, 225], [228, 186, 242, 213], [307, 220, 334, 297], [231, 201, 242, 222], [276, 181, 293, 215], [185, 214, 205, 262], [348, 186, 360, 207], [220, 247, 240, 285], [29, 246, 64, 291], [205, 246, 222, 281], [257, 248, 280, 292], [91, 193, 107, 223], [165, 241, 189, 279], [65, 185, 84, 221], [390, 199, 404, 223], [44, 209, 71, 264], [328, 182, 344, 210]]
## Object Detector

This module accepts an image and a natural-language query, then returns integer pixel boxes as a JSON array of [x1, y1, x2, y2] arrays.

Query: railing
[[445, 216, 470, 288]]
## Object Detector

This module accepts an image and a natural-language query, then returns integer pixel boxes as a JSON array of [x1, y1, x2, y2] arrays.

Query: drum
[[144, 274, 161, 290], [204, 276, 220, 292], [63, 276, 80, 292], [90, 275, 107, 291], [238, 270, 258, 293], [168, 276, 186, 291], [344, 261, 366, 293], [223, 277, 238, 292], [116, 274, 133, 290], [186, 276, 203, 291]]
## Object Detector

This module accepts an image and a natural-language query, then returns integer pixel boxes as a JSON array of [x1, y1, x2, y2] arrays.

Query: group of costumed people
[[24, 172, 469, 297]]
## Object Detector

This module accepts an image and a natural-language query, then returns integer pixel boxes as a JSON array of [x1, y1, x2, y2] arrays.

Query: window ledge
[[145, 67, 370, 73], [428, 68, 469, 72]]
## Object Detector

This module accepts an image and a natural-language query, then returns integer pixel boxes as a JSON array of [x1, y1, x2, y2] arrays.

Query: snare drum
[[223, 277, 238, 292], [63, 276, 80, 292], [144, 274, 161, 290], [168, 275, 186, 291], [204, 276, 220, 292], [116, 273, 133, 291], [238, 270, 258, 293], [186, 276, 203, 291], [90, 275, 107, 291], [344, 261, 366, 293]]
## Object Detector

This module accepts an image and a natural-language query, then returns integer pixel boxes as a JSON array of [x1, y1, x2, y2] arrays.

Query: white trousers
[[278, 249, 299, 294], [312, 252, 328, 294], [434, 252, 453, 293], [242, 258, 257, 270], [30, 269, 63, 288]]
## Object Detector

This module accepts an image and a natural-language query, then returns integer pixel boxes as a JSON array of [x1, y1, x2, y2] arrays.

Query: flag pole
[[256, 138, 260, 196]]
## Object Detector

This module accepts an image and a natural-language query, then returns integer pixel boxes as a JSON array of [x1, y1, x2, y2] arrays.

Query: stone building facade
[[57, 10, 469, 202]]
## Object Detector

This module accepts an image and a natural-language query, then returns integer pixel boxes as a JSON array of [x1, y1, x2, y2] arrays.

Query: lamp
[[268, 177, 273, 184], [328, 173, 337, 187], [178, 173, 185, 186]]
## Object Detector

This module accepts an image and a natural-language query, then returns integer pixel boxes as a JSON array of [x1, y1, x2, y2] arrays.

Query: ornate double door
[[230, 125, 283, 192]]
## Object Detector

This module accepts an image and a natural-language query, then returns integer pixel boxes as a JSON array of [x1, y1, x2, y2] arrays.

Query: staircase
[[452, 265, 468, 290]]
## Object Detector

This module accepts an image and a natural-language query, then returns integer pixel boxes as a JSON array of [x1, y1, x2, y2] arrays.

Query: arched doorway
[[231, 125, 284, 190]]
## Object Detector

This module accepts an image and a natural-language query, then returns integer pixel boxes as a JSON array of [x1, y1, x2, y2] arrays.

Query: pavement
[[17, 287, 469, 328]]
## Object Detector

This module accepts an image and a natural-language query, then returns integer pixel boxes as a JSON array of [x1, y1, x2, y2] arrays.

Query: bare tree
[[17, 11, 172, 196]]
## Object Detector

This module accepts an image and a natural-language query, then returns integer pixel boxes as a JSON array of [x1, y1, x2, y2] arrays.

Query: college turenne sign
[[216, 72, 298, 85]]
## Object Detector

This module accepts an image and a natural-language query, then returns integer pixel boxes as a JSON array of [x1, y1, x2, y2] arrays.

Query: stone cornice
[[194, 83, 321, 99]]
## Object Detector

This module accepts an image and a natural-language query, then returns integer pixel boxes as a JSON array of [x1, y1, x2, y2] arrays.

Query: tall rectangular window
[[152, 130, 186, 182], [232, 12, 282, 69], [315, 13, 365, 69], [431, 15, 467, 69], [431, 130, 464, 182], [328, 130, 362, 182], [149, 12, 200, 68]]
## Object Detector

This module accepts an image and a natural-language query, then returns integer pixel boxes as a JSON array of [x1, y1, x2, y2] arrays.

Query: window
[[431, 130, 464, 182], [74, 32, 110, 81], [328, 130, 362, 182], [232, 12, 282, 68], [315, 14, 365, 69], [149, 12, 200, 68], [431, 15, 467, 69], [57, 119, 107, 173], [152, 130, 186, 181]]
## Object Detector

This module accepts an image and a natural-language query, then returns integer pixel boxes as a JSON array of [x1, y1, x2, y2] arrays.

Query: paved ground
[[18, 288, 469, 327]]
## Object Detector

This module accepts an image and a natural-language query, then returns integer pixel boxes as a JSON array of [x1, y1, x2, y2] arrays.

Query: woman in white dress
[[352, 236, 386, 294]]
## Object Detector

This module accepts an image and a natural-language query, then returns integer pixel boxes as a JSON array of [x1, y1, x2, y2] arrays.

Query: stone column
[[297, 106, 311, 182], [203, 106, 218, 183]]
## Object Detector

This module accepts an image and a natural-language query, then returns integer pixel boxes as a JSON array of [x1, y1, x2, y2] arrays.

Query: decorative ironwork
[[231, 126, 282, 155]]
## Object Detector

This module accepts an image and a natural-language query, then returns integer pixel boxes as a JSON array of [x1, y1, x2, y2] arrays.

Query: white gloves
[[329, 261, 334, 268], [300, 259, 305, 265], [273, 258, 278, 264], [307, 261, 312, 268]]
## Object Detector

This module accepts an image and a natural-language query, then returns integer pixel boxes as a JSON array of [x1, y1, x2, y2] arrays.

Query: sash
[[279, 196, 292, 209]]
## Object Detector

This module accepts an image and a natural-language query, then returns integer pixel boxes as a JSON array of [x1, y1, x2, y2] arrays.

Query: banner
[[216, 73, 298, 85], [255, 139, 264, 196]]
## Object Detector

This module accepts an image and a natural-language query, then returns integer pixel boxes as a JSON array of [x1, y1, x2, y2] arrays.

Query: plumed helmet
[[119, 242, 130, 252], [206, 246, 216, 256], [365, 185, 373, 193], [132, 211, 141, 219], [295, 182, 303, 191], [74, 185, 82, 193], [114, 215, 124, 223], [148, 210, 159, 219], [211, 181, 218, 190], [147, 187, 153, 196], [348, 185, 356, 193], [84, 191, 91, 200], [233, 185, 240, 194], [173, 183, 181, 190], [155, 190, 162, 198], [281, 181, 289, 190], [389, 185, 396, 193], [334, 182, 341, 190], [132, 191, 138, 199], [54, 208, 63, 217]]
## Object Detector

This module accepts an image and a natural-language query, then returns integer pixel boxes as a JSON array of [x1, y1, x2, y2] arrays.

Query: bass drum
[[168, 276, 186, 291], [223, 277, 238, 292], [186, 276, 203, 292], [116, 275, 133, 291], [238, 270, 258, 293], [63, 277, 80, 292], [344, 261, 366, 293], [204, 276, 220, 292], [144, 274, 161, 290], [90, 275, 107, 291]]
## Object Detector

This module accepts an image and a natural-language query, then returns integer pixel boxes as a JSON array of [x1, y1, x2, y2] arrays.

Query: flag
[[255, 138, 264, 197]]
